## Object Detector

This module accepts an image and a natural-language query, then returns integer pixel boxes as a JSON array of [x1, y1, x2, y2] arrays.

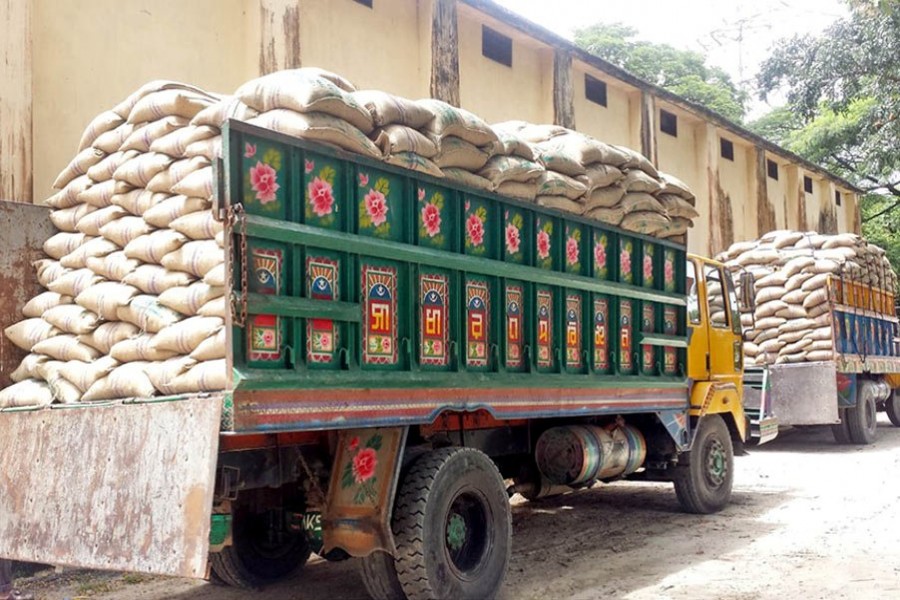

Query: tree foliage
[[574, 23, 748, 122]]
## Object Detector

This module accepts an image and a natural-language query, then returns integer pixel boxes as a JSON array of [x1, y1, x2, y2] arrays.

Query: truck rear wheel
[[846, 382, 877, 444], [886, 390, 900, 427], [673, 414, 733, 514], [209, 506, 311, 589], [391, 447, 511, 600], [831, 409, 852, 444], [359, 550, 406, 600]]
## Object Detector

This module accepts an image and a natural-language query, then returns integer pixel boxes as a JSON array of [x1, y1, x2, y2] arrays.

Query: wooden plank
[[0, 0, 33, 203], [0, 396, 223, 578], [431, 0, 460, 106], [553, 49, 575, 129]]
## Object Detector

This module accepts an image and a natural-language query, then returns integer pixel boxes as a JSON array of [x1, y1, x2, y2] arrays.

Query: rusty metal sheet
[[322, 427, 407, 557], [0, 395, 223, 578], [769, 362, 840, 426], [0, 200, 54, 389]]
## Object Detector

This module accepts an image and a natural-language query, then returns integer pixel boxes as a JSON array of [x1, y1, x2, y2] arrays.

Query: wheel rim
[[704, 438, 728, 489], [864, 398, 876, 433], [248, 511, 303, 561], [444, 491, 490, 575]]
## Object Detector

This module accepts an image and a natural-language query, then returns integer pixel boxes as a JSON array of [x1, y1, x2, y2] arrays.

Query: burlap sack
[[152, 316, 224, 354], [190, 327, 226, 360], [532, 143, 586, 177], [116, 295, 184, 333], [122, 264, 196, 295], [47, 268, 105, 297], [756, 300, 788, 319], [801, 273, 830, 293], [585, 205, 626, 227], [160, 240, 223, 278], [32, 334, 102, 362], [620, 211, 669, 235], [9, 353, 49, 383], [248, 109, 381, 158], [113, 152, 174, 187], [383, 153, 444, 178], [42, 305, 100, 335], [77, 110, 125, 152], [100, 216, 154, 247], [418, 99, 498, 147], [51, 204, 97, 233], [622, 169, 663, 194], [120, 116, 189, 153], [536, 196, 583, 214], [92, 122, 135, 153], [146, 157, 211, 194], [478, 155, 544, 186], [584, 185, 626, 210], [785, 273, 815, 292], [75, 282, 140, 321], [805, 350, 834, 362], [170, 166, 214, 199], [143, 195, 210, 228], [620, 193, 664, 214], [0, 379, 54, 409], [60, 238, 120, 269], [441, 168, 493, 191], [579, 164, 623, 191], [44, 232, 87, 260], [203, 264, 226, 287], [110, 333, 178, 362], [150, 125, 219, 158], [167, 359, 227, 393], [124, 230, 189, 264], [433, 136, 491, 170], [372, 125, 439, 158], [756, 271, 789, 289], [197, 296, 227, 318], [127, 89, 217, 124], [77, 205, 130, 236], [34, 260, 70, 289], [57, 356, 119, 393], [87, 151, 140, 183], [46, 175, 93, 210], [535, 171, 588, 200], [775, 305, 807, 320], [755, 316, 787, 331], [158, 282, 224, 315], [82, 361, 157, 401], [658, 194, 699, 219], [190, 96, 259, 128], [86, 251, 143, 282], [79, 321, 140, 354], [4, 319, 59, 351], [22, 292, 71, 319], [495, 181, 537, 202], [53, 147, 106, 190], [352, 90, 435, 129], [147, 356, 197, 395]]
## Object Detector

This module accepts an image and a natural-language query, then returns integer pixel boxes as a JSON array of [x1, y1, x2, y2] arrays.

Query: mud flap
[[0, 395, 223, 578], [322, 427, 407, 557]]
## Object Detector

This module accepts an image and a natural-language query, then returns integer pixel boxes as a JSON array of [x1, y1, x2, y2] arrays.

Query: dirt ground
[[16, 415, 900, 600]]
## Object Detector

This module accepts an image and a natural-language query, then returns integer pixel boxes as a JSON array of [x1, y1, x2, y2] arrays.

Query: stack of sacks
[[717, 230, 897, 366], [492, 121, 697, 241], [0, 82, 243, 408]]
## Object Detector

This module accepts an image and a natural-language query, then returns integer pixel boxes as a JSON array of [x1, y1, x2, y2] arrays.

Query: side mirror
[[739, 271, 756, 313]]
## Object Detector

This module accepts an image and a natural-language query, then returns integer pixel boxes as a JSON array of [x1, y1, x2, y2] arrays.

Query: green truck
[[0, 121, 755, 600]]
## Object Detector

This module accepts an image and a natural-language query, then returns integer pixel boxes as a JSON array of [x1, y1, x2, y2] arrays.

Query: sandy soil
[[17, 415, 900, 600]]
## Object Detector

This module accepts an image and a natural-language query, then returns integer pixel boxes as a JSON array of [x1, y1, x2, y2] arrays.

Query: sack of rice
[[143, 195, 210, 228], [190, 96, 259, 128], [110, 333, 178, 362], [536, 171, 587, 200], [150, 125, 219, 158], [620, 192, 664, 215], [203, 264, 226, 287], [536, 196, 582, 214], [585, 205, 627, 227], [190, 327, 227, 361], [79, 321, 140, 354], [197, 296, 227, 318], [147, 356, 197, 395], [53, 147, 106, 190], [51, 204, 97, 233], [42, 305, 100, 335], [622, 169, 663, 194], [584, 185, 626, 211], [418, 99, 498, 147], [75, 281, 140, 320], [169, 165, 214, 199], [113, 152, 174, 188], [82, 362, 157, 401], [495, 181, 537, 202], [152, 316, 224, 354], [57, 356, 119, 394], [659, 173, 695, 202], [532, 144, 586, 177], [441, 168, 493, 191], [801, 273, 830, 293], [124, 229, 189, 264], [158, 282, 224, 315], [60, 237, 120, 269], [99, 216, 154, 247], [22, 292, 72, 319], [34, 260, 70, 288], [46, 175, 93, 209], [120, 116, 189, 153], [4, 319, 60, 351], [160, 240, 223, 277], [92, 122, 135, 153], [168, 359, 228, 393], [77, 205, 129, 236], [146, 156, 211, 194], [248, 109, 381, 158], [44, 232, 87, 260], [805, 350, 835, 362], [0, 379, 54, 409], [755, 300, 788, 319], [86, 251, 143, 282], [478, 155, 544, 187], [383, 153, 444, 178], [775, 305, 807, 320], [492, 129, 536, 161], [122, 264, 196, 295], [9, 353, 50, 383], [127, 89, 217, 124], [493, 121, 567, 144], [433, 136, 492, 170], [372, 125, 439, 158], [47, 268, 105, 297], [352, 90, 435, 129], [116, 295, 185, 333], [77, 110, 126, 152], [620, 211, 670, 235], [87, 150, 140, 184], [658, 194, 699, 219], [32, 334, 102, 362]]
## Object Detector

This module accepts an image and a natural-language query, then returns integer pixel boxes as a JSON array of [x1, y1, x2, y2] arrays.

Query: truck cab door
[[686, 258, 710, 381], [703, 263, 742, 380]]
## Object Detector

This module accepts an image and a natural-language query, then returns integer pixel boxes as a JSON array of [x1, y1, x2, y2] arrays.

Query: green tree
[[574, 23, 748, 122]]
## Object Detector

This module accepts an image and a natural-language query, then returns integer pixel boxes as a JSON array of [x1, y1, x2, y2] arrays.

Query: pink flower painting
[[594, 242, 607, 268], [358, 172, 369, 187], [305, 159, 314, 174], [466, 214, 485, 247], [421, 203, 442, 237], [250, 161, 280, 205], [566, 236, 579, 265], [664, 260, 674, 283], [537, 230, 551, 260], [505, 223, 521, 254], [364, 189, 388, 227], [643, 254, 654, 280], [352, 448, 377, 483], [244, 143, 256, 158], [418, 187, 426, 201], [620, 248, 632, 274], [308, 177, 335, 217]]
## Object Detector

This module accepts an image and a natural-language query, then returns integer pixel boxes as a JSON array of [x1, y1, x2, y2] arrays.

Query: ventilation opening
[[720, 138, 734, 161], [835, 190, 842, 206], [482, 26, 513, 67], [767, 159, 779, 180], [659, 110, 677, 137], [804, 176, 813, 194], [585, 75, 607, 107], [353, 0, 373, 7]]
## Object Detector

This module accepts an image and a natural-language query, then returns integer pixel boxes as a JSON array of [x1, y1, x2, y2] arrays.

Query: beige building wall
[[300, 0, 429, 99], [764, 156, 789, 231], [572, 62, 636, 148], [31, 0, 255, 203], [457, 6, 552, 124], [716, 137, 754, 243]]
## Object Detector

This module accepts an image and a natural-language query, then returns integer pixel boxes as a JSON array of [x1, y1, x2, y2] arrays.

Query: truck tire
[[209, 507, 311, 589], [673, 414, 734, 514], [831, 409, 853, 444], [846, 382, 877, 444], [886, 391, 900, 427], [391, 447, 511, 600], [359, 550, 407, 600]]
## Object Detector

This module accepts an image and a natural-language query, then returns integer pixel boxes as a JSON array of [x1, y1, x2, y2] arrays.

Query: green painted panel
[[241, 137, 289, 219], [535, 285, 555, 372], [564, 223, 586, 276], [360, 259, 405, 370], [592, 294, 612, 374], [416, 183, 454, 251], [356, 167, 405, 242], [304, 250, 344, 369], [464, 276, 492, 372], [619, 237, 636, 285], [464, 196, 495, 259], [246, 238, 289, 369], [640, 301, 658, 376], [535, 214, 556, 270], [302, 152, 344, 230], [504, 281, 526, 372], [417, 268, 452, 371], [503, 207, 528, 264], [619, 298, 635, 375], [592, 229, 612, 281], [642, 242, 656, 289]]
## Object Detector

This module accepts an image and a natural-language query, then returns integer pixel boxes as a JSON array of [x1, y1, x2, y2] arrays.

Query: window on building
[[660, 109, 677, 137], [482, 26, 512, 67], [352, 0, 373, 7], [804, 175, 813, 194], [767, 159, 779, 180], [835, 190, 842, 206], [584, 75, 607, 107], [720, 138, 734, 161]]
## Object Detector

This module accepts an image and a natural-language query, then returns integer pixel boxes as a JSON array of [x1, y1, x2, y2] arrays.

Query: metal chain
[[226, 204, 249, 328]]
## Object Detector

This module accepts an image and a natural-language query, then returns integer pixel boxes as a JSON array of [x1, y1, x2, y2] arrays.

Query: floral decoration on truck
[[340, 432, 383, 505], [244, 142, 283, 212]]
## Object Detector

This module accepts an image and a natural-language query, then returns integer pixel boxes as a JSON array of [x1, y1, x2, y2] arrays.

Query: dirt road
[[19, 416, 900, 599]]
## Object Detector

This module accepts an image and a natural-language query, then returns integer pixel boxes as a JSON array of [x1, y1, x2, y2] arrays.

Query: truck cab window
[[686, 261, 701, 324], [724, 270, 742, 335], [704, 265, 729, 329]]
